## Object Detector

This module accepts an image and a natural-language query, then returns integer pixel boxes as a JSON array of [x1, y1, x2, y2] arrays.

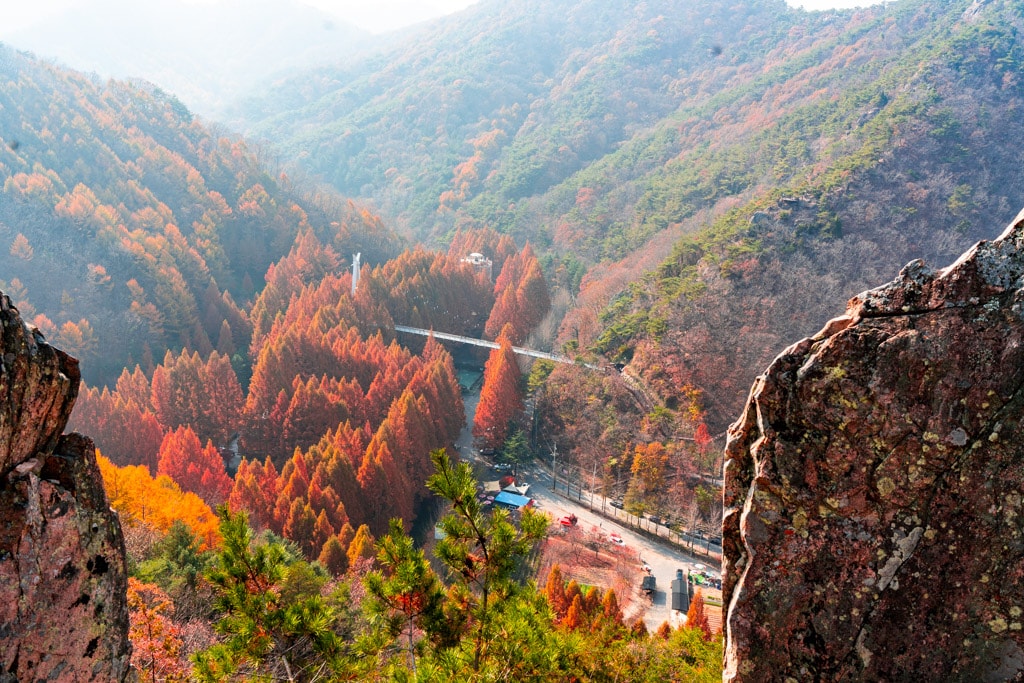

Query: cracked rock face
[[723, 208, 1024, 681], [0, 295, 132, 682]]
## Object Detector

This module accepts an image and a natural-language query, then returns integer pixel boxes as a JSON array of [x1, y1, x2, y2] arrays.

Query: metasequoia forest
[[4, 0, 1024, 679]]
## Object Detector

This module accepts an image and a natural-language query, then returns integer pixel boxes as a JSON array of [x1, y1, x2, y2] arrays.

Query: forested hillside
[[5, 0, 1024, 676], [239, 0, 1024, 429], [564, 0, 1024, 431], [236, 0, 808, 250], [0, 45, 398, 384], [0, 42, 561, 567]]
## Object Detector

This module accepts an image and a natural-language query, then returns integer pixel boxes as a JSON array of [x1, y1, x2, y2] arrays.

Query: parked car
[[609, 533, 625, 546], [610, 500, 624, 509], [558, 514, 578, 527], [647, 514, 663, 525]]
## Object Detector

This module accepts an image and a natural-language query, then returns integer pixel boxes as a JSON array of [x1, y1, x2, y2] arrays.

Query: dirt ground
[[537, 524, 651, 625], [536, 522, 723, 631]]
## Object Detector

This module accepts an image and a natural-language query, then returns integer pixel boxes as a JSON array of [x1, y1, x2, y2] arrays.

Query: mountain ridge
[[218, 0, 1024, 459]]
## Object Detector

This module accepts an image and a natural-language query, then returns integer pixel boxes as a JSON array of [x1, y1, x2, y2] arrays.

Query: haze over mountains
[[2, 0, 1024, 677], [1, 0, 372, 118]]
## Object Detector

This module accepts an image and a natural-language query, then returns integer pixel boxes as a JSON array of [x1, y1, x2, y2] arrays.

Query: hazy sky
[[2, 0, 887, 35]]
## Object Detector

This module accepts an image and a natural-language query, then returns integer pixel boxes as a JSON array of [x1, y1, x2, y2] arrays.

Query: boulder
[[724, 208, 1024, 681], [0, 294, 132, 681]]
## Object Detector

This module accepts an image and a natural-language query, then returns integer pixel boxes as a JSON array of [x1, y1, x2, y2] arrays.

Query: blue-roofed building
[[493, 490, 532, 510]]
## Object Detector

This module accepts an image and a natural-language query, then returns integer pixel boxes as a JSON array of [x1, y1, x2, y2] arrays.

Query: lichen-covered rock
[[0, 294, 132, 681], [723, 208, 1024, 682]]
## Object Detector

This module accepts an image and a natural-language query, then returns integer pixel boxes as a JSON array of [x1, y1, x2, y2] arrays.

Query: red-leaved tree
[[473, 325, 524, 451], [156, 425, 232, 505]]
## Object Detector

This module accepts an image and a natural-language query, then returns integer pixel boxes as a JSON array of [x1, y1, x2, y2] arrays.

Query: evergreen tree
[[364, 519, 447, 678], [427, 449, 547, 673], [497, 427, 530, 469], [193, 508, 353, 681]]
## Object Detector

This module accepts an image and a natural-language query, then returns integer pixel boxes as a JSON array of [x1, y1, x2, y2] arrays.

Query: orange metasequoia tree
[[687, 588, 713, 640], [472, 325, 523, 451]]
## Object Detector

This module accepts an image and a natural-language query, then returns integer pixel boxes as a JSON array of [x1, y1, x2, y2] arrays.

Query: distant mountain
[[0, 45, 398, 385], [234, 0, 808, 247], [1, 0, 372, 119], [236, 0, 1024, 432], [567, 0, 1024, 429]]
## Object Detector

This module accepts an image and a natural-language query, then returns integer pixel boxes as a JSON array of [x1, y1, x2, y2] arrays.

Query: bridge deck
[[394, 325, 598, 368]]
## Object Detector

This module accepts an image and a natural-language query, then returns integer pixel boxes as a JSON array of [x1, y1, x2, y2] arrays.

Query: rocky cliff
[[0, 295, 131, 681], [723, 208, 1024, 681]]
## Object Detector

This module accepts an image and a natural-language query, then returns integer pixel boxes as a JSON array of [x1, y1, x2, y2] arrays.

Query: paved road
[[557, 481, 724, 559], [517, 465, 720, 630], [452, 387, 719, 629]]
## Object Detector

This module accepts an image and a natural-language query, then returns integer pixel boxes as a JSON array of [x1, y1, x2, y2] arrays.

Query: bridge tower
[[351, 253, 361, 295]]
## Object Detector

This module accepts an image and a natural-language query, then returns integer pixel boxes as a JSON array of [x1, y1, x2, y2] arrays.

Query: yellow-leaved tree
[[97, 454, 220, 548]]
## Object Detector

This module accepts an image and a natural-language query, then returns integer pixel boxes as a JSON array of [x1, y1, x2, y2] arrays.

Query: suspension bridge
[[394, 325, 600, 369]]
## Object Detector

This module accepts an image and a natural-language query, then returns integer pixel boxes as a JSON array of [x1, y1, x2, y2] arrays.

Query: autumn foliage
[[484, 243, 551, 344], [127, 579, 191, 683], [71, 227, 561, 568], [473, 325, 524, 451], [98, 454, 220, 548], [544, 564, 624, 632], [687, 588, 713, 640], [156, 426, 232, 506], [152, 349, 243, 446]]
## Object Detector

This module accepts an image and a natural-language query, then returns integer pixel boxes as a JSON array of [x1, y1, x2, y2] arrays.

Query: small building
[[671, 569, 691, 612], [461, 252, 493, 282], [493, 490, 532, 510]]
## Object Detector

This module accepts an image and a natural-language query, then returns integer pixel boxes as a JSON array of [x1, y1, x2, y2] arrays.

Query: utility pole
[[551, 443, 558, 494]]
